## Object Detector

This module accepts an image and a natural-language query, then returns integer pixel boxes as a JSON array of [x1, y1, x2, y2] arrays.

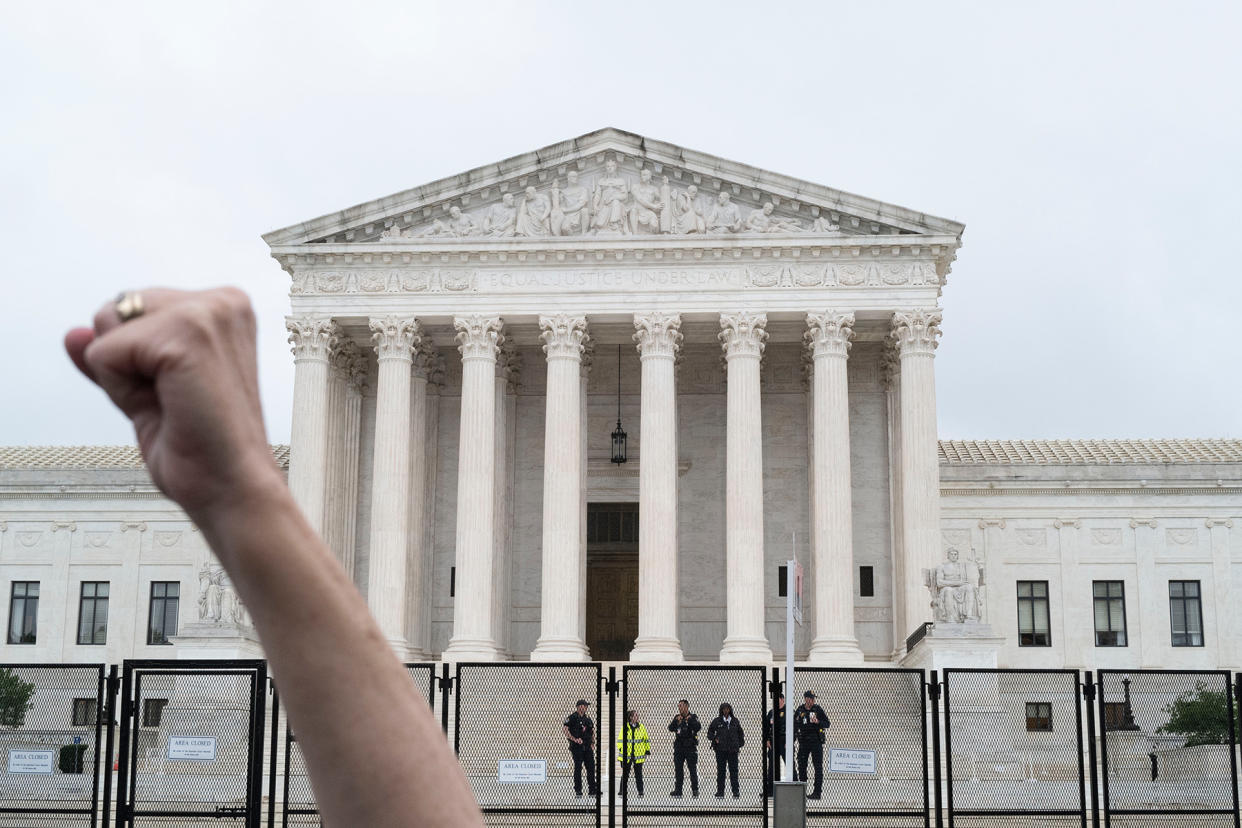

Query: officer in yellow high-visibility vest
[[616, 709, 650, 798]]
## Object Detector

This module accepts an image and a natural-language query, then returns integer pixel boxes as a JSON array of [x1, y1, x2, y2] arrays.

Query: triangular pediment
[[263, 127, 963, 248]]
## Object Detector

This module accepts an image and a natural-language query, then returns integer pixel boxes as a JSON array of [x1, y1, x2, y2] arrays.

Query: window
[[147, 582, 179, 645], [1016, 581, 1050, 647], [859, 566, 875, 597], [77, 582, 109, 645], [7, 581, 39, 644], [1169, 580, 1203, 647], [141, 698, 168, 728], [72, 698, 97, 727], [586, 503, 639, 544], [1025, 702, 1053, 732], [1093, 581, 1127, 647], [1102, 702, 1128, 732]]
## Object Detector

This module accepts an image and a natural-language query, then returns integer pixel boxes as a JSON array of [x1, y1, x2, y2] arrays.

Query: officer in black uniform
[[793, 690, 829, 800], [667, 699, 701, 797], [562, 699, 599, 798], [764, 692, 791, 792]]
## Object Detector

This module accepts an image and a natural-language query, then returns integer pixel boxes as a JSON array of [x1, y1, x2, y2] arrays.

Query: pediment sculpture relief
[[370, 157, 854, 243], [923, 547, 987, 624]]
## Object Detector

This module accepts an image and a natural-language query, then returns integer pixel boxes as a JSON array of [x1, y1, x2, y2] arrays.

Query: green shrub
[[1156, 682, 1241, 747], [0, 669, 36, 729], [58, 743, 87, 774]]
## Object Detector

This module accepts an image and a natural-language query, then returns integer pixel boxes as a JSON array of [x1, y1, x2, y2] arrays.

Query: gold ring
[[114, 292, 145, 323]]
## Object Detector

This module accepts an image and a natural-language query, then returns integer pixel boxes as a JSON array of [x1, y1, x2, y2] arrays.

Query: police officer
[[764, 692, 791, 792], [707, 702, 744, 799], [562, 699, 599, 798], [667, 699, 701, 798], [794, 691, 829, 800]]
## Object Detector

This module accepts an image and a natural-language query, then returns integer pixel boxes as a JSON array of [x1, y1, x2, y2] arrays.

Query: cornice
[[272, 235, 960, 276], [943, 486, 1242, 497]]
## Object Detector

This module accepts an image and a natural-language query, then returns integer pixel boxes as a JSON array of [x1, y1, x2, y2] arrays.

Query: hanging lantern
[[610, 344, 627, 464]]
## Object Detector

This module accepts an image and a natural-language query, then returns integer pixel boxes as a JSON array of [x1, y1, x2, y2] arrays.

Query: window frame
[[1169, 580, 1204, 647], [72, 697, 97, 727], [7, 581, 40, 645], [1025, 701, 1053, 732], [1092, 580, 1128, 647], [77, 581, 110, 646], [1016, 580, 1051, 647], [146, 581, 180, 646]]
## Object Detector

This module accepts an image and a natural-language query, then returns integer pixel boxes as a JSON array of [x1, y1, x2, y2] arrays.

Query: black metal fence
[[620, 665, 768, 828], [455, 662, 602, 826], [1097, 670, 1240, 828], [115, 660, 267, 828], [943, 668, 1088, 828], [6, 661, 1242, 828], [792, 667, 929, 827]]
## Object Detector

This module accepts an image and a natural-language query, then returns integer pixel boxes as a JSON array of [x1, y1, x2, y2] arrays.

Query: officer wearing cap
[[563, 699, 599, 798], [794, 691, 829, 800]]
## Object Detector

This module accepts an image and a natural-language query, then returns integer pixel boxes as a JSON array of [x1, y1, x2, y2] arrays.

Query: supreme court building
[[2, 129, 1240, 671]]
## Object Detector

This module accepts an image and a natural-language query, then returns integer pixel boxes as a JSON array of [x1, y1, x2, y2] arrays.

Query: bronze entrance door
[[585, 503, 639, 661]]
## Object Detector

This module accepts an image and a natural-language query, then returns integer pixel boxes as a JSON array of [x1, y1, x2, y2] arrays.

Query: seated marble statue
[[420, 205, 477, 238], [482, 193, 517, 237], [706, 191, 742, 233], [746, 202, 803, 233], [924, 548, 983, 623]]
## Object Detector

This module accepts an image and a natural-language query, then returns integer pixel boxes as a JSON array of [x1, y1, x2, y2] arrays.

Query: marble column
[[532, 314, 591, 661], [578, 340, 593, 647], [891, 309, 943, 649], [324, 340, 362, 575], [286, 316, 338, 534], [340, 345, 367, 586], [443, 315, 504, 661], [882, 347, 906, 658], [403, 343, 434, 661], [719, 311, 774, 663], [806, 312, 865, 665], [366, 317, 419, 656], [490, 343, 518, 659], [630, 312, 684, 662], [417, 356, 444, 658]]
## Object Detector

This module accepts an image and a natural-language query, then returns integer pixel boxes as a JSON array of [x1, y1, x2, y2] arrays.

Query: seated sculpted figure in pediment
[[746, 202, 803, 233], [482, 193, 517, 238]]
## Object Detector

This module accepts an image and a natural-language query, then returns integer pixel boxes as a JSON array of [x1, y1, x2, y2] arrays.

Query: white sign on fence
[[167, 736, 217, 761], [498, 759, 547, 783], [7, 749, 56, 774], [829, 748, 877, 774]]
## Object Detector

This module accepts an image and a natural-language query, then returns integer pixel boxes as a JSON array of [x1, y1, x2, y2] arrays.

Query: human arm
[[65, 288, 481, 828]]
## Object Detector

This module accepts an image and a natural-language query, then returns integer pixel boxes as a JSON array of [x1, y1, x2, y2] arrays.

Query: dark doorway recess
[[586, 502, 639, 661]]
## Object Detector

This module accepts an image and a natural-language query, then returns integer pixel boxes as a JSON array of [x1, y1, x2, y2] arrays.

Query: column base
[[442, 637, 503, 662], [530, 636, 591, 662], [807, 636, 865, 666], [719, 636, 773, 663], [404, 647, 434, 663], [629, 637, 684, 663]]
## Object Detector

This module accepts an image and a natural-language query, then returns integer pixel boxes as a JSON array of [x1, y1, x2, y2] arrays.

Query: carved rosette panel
[[890, 309, 943, 357], [719, 311, 768, 359], [805, 311, 855, 359], [286, 316, 339, 361], [454, 315, 504, 361], [370, 317, 420, 362], [633, 312, 683, 360], [539, 314, 588, 361]]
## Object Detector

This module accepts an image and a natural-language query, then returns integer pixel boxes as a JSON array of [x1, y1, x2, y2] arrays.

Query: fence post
[[268, 680, 279, 828], [1231, 673, 1241, 828], [439, 663, 452, 737], [100, 665, 118, 828], [1082, 671, 1100, 828], [768, 666, 780, 792], [928, 670, 943, 828], [606, 667, 620, 828]]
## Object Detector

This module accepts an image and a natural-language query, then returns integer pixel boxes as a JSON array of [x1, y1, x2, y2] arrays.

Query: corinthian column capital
[[890, 309, 943, 356], [286, 316, 339, 361], [805, 311, 855, 359], [719, 311, 768, 359], [539, 314, 588, 361], [633, 312, 683, 359], [370, 317, 420, 361], [454, 315, 504, 361]]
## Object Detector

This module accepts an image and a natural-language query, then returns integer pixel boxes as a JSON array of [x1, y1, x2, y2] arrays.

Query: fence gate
[[280, 663, 436, 826], [943, 669, 1088, 828], [455, 662, 602, 827], [1097, 670, 1240, 828], [789, 667, 928, 827], [621, 665, 767, 828], [0, 663, 107, 828], [115, 659, 266, 828]]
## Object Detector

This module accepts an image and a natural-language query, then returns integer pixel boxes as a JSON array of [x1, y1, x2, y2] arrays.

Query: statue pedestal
[[900, 623, 1003, 672], [171, 622, 264, 661]]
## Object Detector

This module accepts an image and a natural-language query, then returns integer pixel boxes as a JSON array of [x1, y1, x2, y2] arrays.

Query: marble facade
[[2, 130, 1240, 671]]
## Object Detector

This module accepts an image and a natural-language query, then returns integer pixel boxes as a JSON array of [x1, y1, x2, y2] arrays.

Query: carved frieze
[[291, 269, 477, 295]]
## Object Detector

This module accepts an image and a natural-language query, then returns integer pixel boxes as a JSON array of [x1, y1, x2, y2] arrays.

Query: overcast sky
[[2, 1, 1239, 447]]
